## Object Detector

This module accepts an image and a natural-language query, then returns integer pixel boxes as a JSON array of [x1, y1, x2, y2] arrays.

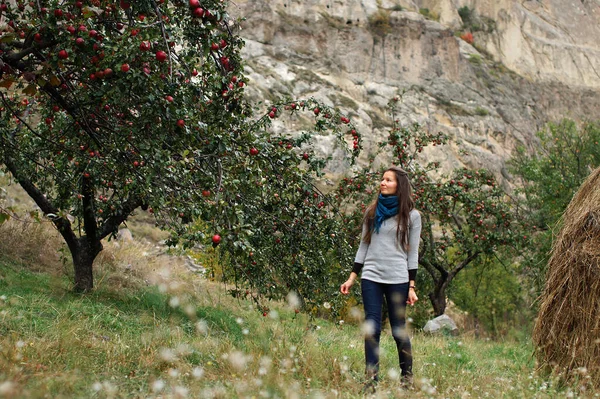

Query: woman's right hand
[[340, 278, 354, 295]]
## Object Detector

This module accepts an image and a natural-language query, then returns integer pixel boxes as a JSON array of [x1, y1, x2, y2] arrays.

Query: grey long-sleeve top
[[353, 209, 421, 284]]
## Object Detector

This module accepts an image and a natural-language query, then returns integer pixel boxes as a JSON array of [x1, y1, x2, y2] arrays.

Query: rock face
[[228, 0, 600, 182]]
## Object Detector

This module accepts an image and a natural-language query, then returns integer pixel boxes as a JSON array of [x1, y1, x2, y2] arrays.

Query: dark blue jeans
[[361, 278, 412, 379]]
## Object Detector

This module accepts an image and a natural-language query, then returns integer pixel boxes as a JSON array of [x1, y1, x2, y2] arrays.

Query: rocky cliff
[[228, 0, 600, 182]]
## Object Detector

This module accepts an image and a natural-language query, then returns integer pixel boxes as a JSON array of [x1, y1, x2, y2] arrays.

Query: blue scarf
[[374, 194, 398, 233]]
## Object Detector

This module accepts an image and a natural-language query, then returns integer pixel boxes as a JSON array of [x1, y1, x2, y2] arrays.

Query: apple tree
[[0, 0, 360, 294], [335, 99, 525, 316]]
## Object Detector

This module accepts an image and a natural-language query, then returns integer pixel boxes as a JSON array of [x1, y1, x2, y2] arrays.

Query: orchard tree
[[336, 99, 524, 316], [0, 0, 360, 293]]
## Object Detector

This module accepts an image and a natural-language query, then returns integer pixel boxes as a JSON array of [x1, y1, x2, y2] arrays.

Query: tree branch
[[3, 156, 78, 251], [98, 197, 144, 240], [450, 251, 481, 278]]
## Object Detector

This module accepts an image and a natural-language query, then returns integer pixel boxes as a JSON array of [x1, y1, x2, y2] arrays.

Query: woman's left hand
[[407, 288, 418, 306]]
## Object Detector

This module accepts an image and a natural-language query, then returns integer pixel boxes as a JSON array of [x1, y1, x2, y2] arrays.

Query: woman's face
[[380, 171, 398, 196]]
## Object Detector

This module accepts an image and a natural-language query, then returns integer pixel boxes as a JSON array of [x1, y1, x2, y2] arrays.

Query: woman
[[340, 166, 421, 391]]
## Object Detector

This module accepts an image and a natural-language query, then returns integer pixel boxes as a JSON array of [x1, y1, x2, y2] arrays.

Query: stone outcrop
[[228, 0, 600, 182]]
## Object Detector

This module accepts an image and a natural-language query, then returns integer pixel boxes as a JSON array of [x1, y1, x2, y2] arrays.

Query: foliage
[[474, 106, 488, 116], [460, 31, 474, 45], [509, 119, 600, 293], [418, 8, 439, 21], [457, 6, 473, 26], [367, 9, 392, 38], [334, 98, 525, 316], [451, 256, 526, 337], [457, 6, 496, 34], [0, 1, 360, 294]]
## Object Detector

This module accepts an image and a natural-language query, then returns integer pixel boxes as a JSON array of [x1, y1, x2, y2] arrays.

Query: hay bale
[[533, 166, 600, 386]]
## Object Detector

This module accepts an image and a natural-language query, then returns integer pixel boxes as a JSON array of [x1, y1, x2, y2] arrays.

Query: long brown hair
[[362, 166, 415, 250]]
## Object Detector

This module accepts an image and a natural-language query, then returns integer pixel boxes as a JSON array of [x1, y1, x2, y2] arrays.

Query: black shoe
[[362, 379, 377, 395], [400, 374, 413, 390]]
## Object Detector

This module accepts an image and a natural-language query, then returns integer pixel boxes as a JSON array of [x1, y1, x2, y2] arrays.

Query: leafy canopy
[[0, 0, 360, 294]]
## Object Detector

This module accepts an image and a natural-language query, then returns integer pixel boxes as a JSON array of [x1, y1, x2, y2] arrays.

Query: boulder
[[423, 314, 459, 335]]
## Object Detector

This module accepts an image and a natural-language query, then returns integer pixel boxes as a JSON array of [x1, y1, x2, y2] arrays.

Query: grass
[[0, 183, 595, 398], [0, 250, 595, 398]]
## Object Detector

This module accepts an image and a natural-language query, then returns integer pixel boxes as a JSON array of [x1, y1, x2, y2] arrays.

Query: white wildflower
[[196, 319, 208, 334], [152, 379, 165, 392], [286, 291, 300, 308], [173, 385, 189, 398], [192, 367, 204, 379], [168, 296, 180, 308], [159, 348, 177, 362]]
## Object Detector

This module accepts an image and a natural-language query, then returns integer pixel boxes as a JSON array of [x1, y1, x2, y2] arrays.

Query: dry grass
[[0, 217, 64, 274], [533, 166, 600, 388]]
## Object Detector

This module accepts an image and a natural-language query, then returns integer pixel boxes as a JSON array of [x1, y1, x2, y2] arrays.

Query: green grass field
[[0, 250, 592, 399]]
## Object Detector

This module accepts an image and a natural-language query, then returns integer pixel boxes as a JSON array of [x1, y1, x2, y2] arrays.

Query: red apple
[[75, 37, 84, 46], [210, 42, 219, 51], [121, 63, 130, 72], [54, 9, 63, 17], [58, 49, 68, 59], [249, 147, 259, 156], [212, 234, 221, 245], [202, 190, 210, 197], [155, 50, 167, 62], [192, 7, 204, 17], [189, 0, 200, 7], [165, 95, 174, 102], [176, 119, 185, 128]]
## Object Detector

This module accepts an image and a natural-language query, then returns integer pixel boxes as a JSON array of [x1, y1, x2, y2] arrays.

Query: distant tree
[[0, 0, 359, 296], [336, 99, 524, 316], [509, 119, 600, 292]]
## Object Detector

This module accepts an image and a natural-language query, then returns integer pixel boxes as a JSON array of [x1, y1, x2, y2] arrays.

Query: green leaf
[[0, 213, 10, 225]]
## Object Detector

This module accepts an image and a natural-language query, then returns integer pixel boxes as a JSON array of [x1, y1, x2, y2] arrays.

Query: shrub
[[461, 32, 475, 44]]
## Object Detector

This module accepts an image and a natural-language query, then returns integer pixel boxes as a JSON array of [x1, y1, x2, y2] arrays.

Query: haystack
[[533, 166, 600, 386]]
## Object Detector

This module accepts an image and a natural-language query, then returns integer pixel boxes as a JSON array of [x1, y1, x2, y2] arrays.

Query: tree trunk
[[429, 274, 454, 316], [71, 237, 103, 293], [429, 287, 447, 316]]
